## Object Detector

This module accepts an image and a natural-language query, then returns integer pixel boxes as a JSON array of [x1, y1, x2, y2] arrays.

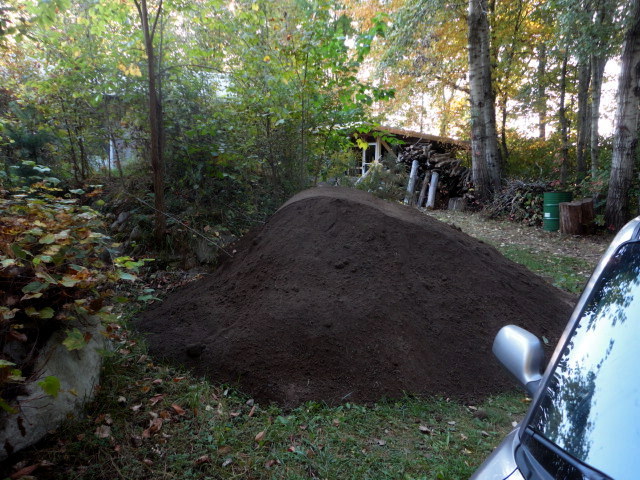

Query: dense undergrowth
[[0, 183, 149, 411]]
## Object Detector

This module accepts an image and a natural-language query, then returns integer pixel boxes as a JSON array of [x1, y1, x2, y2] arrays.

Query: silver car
[[471, 217, 640, 480]]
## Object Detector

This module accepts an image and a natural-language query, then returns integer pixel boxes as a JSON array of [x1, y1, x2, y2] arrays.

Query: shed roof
[[374, 125, 470, 150]]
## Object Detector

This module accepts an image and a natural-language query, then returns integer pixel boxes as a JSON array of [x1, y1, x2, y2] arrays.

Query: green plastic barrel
[[543, 192, 573, 231]]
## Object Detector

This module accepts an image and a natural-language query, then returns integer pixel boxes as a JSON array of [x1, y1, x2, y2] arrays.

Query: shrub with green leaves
[[0, 184, 145, 411]]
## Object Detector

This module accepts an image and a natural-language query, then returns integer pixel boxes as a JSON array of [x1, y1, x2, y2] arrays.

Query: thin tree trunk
[[537, 43, 548, 139], [576, 59, 591, 180], [559, 52, 570, 185], [500, 99, 509, 163], [605, 0, 640, 230], [589, 55, 606, 178], [590, 0, 613, 179], [135, 0, 166, 244]]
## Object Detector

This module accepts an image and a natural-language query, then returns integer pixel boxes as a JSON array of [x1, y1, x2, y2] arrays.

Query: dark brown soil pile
[[136, 187, 575, 406]]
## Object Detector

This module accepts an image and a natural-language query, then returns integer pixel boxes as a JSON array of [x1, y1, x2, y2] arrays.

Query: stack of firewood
[[398, 143, 472, 207]]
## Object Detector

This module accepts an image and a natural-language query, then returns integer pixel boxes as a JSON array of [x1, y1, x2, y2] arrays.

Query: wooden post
[[559, 198, 595, 234], [426, 171, 439, 209], [417, 172, 430, 207], [404, 159, 420, 204]]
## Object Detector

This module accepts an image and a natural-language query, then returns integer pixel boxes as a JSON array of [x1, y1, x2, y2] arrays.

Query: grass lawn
[[2, 213, 606, 480]]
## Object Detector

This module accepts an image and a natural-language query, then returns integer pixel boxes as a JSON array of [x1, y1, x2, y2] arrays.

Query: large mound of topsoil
[[137, 187, 575, 406]]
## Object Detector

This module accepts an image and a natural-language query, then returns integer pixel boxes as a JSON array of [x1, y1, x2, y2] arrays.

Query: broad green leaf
[[38, 376, 61, 398], [69, 189, 85, 195], [39, 307, 55, 319], [117, 271, 137, 281], [1, 259, 16, 268], [11, 244, 29, 259], [0, 359, 15, 368], [60, 276, 80, 287], [62, 328, 86, 350], [22, 281, 49, 293], [39, 233, 56, 244]]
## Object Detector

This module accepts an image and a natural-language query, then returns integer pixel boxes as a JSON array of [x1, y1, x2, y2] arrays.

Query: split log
[[559, 198, 594, 235], [426, 171, 439, 209], [404, 159, 420, 204], [417, 172, 430, 207]]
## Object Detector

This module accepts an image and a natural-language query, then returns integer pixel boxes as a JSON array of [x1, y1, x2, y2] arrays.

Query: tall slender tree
[[134, 0, 166, 243], [604, 0, 640, 229]]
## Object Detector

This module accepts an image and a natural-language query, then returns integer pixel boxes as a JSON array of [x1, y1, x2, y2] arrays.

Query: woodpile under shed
[[399, 142, 472, 209]]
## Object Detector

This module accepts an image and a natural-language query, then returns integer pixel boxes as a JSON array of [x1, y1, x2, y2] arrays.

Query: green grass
[[497, 244, 594, 294], [3, 322, 528, 480]]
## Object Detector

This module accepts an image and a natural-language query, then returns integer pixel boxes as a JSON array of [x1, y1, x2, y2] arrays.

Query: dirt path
[[427, 210, 611, 270]]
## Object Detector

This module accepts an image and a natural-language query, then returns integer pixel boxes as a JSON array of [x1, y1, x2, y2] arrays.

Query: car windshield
[[527, 241, 640, 479]]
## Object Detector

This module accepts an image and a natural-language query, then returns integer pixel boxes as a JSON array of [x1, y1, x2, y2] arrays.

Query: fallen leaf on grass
[[131, 404, 142, 412], [152, 379, 163, 385], [10, 464, 38, 479], [195, 455, 211, 465], [142, 418, 163, 438], [418, 425, 433, 435], [217, 446, 232, 455], [248, 405, 256, 417], [117, 396, 127, 405], [159, 410, 171, 419], [264, 459, 279, 468], [149, 394, 164, 406], [222, 458, 233, 467], [254, 430, 265, 442], [376, 439, 386, 446], [230, 411, 241, 418], [94, 425, 111, 439], [142, 458, 154, 466], [171, 404, 186, 416]]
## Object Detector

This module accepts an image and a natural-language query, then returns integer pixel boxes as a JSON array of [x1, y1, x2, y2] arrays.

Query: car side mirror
[[493, 325, 545, 396]]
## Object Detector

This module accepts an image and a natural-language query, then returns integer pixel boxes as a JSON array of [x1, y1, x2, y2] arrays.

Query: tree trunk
[[576, 59, 591, 181], [536, 43, 548, 139], [589, 55, 606, 178], [136, 0, 166, 244], [605, 0, 640, 230], [500, 99, 509, 163], [559, 52, 570, 185], [468, 0, 501, 201]]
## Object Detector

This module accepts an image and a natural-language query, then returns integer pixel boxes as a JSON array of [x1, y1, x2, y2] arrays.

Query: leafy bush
[[0, 184, 144, 411]]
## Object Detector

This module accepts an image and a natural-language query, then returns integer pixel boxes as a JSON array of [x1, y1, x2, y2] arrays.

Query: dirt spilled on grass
[[136, 187, 575, 406]]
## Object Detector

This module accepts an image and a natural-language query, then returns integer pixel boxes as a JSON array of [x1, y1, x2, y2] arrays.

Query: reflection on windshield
[[529, 242, 640, 480]]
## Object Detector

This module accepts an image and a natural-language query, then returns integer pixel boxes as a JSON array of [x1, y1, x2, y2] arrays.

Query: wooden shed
[[353, 125, 469, 176]]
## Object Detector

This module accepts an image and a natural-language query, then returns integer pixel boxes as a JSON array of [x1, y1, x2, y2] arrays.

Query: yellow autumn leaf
[[251, 3, 259, 11], [263, 55, 271, 62]]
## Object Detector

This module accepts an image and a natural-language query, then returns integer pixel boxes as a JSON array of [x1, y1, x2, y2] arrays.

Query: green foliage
[[0, 185, 149, 410], [353, 153, 407, 201], [505, 133, 567, 180], [37, 375, 61, 398]]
